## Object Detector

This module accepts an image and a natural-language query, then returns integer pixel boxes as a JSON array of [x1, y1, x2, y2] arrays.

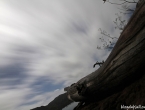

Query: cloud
[[0, 0, 133, 110], [0, 87, 32, 110]]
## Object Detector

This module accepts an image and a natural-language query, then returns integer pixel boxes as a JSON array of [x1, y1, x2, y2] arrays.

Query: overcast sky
[[0, 0, 137, 110]]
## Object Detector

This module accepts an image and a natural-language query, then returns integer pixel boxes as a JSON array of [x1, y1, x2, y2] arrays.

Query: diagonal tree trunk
[[64, 0, 145, 109]]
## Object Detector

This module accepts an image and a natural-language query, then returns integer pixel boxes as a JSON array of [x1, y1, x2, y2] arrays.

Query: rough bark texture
[[75, 0, 145, 109], [77, 68, 145, 110]]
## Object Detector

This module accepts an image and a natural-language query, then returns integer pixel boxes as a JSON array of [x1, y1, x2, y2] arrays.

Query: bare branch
[[98, 28, 118, 39], [98, 0, 138, 50], [113, 13, 127, 30]]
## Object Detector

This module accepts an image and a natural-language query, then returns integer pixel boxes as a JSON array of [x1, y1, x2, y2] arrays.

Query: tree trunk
[[89, 0, 145, 96], [74, 0, 145, 109]]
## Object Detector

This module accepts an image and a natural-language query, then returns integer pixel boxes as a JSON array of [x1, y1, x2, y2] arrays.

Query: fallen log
[[64, 0, 145, 107]]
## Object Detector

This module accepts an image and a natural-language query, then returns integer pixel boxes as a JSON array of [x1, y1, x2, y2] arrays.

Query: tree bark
[[88, 0, 145, 99], [63, 1, 145, 109], [75, 0, 145, 106]]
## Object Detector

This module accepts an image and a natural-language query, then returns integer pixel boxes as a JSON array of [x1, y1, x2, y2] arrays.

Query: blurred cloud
[[0, 0, 132, 110]]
